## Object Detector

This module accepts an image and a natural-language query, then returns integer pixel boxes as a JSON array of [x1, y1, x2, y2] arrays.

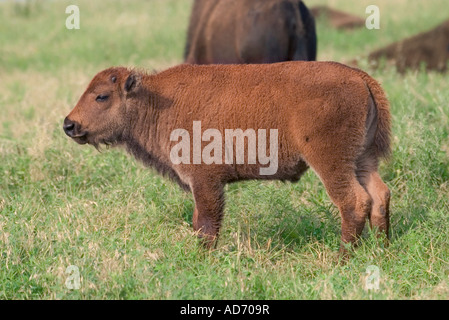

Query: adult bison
[[368, 19, 449, 73], [63, 61, 391, 255], [184, 0, 317, 64]]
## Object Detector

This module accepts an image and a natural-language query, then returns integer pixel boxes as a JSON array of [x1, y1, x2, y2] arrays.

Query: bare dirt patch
[[310, 5, 365, 30]]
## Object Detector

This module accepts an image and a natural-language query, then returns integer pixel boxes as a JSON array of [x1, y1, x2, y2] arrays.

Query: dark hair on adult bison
[[64, 61, 391, 256], [184, 0, 317, 64]]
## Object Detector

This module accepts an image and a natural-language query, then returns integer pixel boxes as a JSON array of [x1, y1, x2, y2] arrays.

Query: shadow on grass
[[390, 206, 430, 240], [254, 203, 341, 251]]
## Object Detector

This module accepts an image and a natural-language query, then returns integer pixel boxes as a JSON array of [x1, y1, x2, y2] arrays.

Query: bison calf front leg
[[191, 181, 225, 248]]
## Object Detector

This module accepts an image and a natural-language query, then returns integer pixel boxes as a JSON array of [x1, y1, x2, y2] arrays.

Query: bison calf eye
[[96, 94, 110, 102]]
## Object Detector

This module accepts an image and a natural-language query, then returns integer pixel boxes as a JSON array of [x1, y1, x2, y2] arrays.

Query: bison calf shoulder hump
[[64, 61, 391, 254]]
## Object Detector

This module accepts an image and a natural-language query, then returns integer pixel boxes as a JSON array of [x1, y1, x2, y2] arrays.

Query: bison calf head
[[63, 67, 139, 148]]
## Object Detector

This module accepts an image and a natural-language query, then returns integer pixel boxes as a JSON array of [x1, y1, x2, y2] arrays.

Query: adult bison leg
[[191, 179, 225, 248], [312, 161, 372, 255], [356, 152, 391, 242]]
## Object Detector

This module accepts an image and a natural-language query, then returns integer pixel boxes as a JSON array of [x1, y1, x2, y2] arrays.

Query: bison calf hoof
[[338, 242, 356, 262], [196, 232, 218, 250]]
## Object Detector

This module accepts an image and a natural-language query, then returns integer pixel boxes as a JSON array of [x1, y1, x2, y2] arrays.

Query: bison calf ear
[[124, 74, 138, 92]]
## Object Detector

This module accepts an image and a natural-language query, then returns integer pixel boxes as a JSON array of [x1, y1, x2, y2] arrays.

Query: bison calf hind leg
[[356, 153, 391, 243], [312, 161, 373, 255], [336, 181, 373, 253]]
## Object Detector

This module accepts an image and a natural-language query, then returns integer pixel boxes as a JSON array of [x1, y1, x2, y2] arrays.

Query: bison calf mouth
[[72, 135, 88, 145]]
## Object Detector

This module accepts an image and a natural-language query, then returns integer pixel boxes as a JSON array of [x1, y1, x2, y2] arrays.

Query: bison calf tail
[[361, 72, 392, 159]]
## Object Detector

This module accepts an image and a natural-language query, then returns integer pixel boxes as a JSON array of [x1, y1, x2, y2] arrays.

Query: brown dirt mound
[[368, 19, 449, 73], [310, 5, 365, 30]]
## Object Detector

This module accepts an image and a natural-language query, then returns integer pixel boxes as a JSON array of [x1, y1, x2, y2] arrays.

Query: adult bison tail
[[362, 72, 392, 159], [297, 1, 317, 61]]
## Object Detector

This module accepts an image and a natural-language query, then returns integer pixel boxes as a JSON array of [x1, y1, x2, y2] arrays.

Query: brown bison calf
[[185, 0, 317, 64], [64, 61, 391, 254]]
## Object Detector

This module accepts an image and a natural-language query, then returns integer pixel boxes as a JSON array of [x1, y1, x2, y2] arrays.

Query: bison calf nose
[[63, 118, 76, 137]]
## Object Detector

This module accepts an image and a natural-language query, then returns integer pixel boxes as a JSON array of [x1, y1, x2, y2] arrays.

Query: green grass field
[[1, 0, 449, 299]]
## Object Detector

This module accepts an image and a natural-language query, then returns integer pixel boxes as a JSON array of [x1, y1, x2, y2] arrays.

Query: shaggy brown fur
[[310, 5, 365, 30], [63, 61, 391, 254], [184, 0, 317, 64], [368, 19, 449, 73]]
